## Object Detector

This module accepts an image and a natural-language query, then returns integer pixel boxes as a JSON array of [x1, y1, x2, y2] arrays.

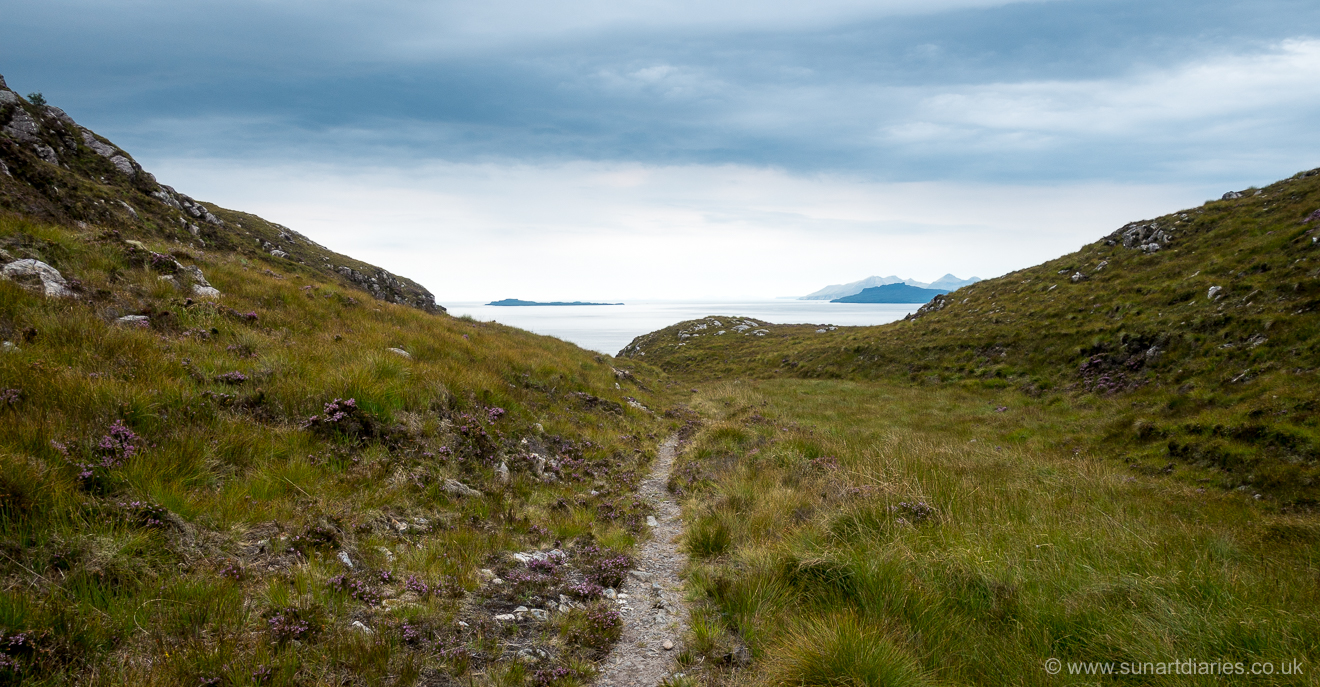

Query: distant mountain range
[[487, 299, 623, 306], [830, 283, 947, 303], [800, 274, 981, 300]]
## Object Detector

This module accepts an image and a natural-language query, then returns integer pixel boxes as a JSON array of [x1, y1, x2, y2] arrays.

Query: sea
[[441, 300, 920, 355]]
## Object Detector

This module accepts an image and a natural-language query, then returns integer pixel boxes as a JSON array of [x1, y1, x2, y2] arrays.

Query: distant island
[[486, 299, 624, 306], [831, 283, 948, 303], [802, 273, 980, 300]]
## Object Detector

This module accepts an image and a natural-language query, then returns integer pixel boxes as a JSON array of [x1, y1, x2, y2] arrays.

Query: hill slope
[[623, 168, 1320, 504], [0, 77, 682, 685], [0, 76, 438, 312]]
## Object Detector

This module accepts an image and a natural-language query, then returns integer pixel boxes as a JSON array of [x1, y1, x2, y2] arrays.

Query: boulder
[[109, 155, 136, 177], [1, 259, 74, 298], [443, 479, 482, 498], [1222, 191, 1243, 200], [185, 266, 221, 298], [1207, 286, 1223, 300]]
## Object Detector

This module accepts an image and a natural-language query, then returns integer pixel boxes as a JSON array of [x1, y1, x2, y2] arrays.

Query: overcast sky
[[3, 0, 1318, 300]]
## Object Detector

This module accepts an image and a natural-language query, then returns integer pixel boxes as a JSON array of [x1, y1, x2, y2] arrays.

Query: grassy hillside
[[624, 168, 1320, 505], [668, 381, 1319, 687], [0, 213, 681, 685], [0, 78, 690, 685]]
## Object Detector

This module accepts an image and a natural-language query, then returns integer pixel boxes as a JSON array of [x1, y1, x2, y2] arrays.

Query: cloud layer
[[2, 0, 1317, 300]]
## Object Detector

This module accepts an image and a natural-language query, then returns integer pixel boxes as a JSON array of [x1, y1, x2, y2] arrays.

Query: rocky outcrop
[[1106, 221, 1172, 253], [1, 258, 74, 297]]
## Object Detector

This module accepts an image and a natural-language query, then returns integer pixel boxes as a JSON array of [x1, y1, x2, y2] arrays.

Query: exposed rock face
[[3, 110, 41, 144], [1, 259, 74, 297]]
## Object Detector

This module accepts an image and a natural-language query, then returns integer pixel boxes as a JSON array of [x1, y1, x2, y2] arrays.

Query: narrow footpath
[[594, 435, 690, 687]]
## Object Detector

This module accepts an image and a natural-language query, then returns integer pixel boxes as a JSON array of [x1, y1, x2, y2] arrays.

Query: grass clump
[[762, 614, 931, 687]]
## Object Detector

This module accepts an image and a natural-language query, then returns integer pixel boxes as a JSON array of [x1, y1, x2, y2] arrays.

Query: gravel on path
[[593, 435, 689, 687]]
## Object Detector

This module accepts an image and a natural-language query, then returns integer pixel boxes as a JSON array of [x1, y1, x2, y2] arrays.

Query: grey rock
[[377, 546, 395, 562], [337, 551, 354, 568], [186, 266, 221, 298], [494, 613, 516, 622], [647, 515, 658, 527], [443, 479, 482, 498], [514, 606, 529, 613], [350, 620, 373, 635], [152, 188, 183, 210], [44, 107, 76, 126], [1094, 260, 1109, 272], [603, 588, 618, 600], [117, 201, 138, 219], [2, 341, 17, 352], [33, 143, 58, 164], [663, 639, 674, 650], [1070, 271, 1087, 283], [109, 155, 136, 176], [1207, 286, 1223, 300], [386, 347, 411, 359], [269, 250, 289, 259], [529, 609, 549, 620], [497, 461, 510, 484], [81, 130, 119, 159], [1222, 191, 1243, 200], [2, 259, 73, 297], [115, 315, 150, 327], [0, 91, 18, 105], [3, 110, 41, 143], [0, 160, 9, 177]]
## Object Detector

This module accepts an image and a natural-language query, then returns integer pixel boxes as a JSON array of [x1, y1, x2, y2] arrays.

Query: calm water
[[442, 300, 919, 355]]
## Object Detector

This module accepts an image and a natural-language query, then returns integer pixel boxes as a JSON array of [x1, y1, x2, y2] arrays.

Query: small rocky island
[[486, 299, 624, 306]]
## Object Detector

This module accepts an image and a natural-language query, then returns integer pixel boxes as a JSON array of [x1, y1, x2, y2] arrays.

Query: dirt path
[[593, 435, 689, 687]]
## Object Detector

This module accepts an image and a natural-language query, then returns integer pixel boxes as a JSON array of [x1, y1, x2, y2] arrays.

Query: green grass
[[0, 214, 679, 684], [673, 380, 1320, 686], [626, 167, 1320, 504]]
